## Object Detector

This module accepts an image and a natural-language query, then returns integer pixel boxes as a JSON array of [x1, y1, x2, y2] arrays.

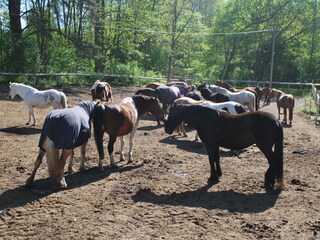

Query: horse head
[[165, 105, 186, 134], [8, 82, 18, 99]]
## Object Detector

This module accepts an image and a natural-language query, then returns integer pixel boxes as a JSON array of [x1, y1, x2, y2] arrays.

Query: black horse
[[164, 105, 284, 191], [198, 87, 230, 103]]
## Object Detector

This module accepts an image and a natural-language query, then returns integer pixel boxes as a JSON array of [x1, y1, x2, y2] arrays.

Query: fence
[[311, 82, 320, 125], [1, 72, 320, 88]]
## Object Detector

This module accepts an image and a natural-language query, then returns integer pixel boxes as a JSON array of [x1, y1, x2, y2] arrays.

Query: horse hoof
[[207, 178, 219, 186], [25, 178, 34, 187], [111, 164, 119, 169]]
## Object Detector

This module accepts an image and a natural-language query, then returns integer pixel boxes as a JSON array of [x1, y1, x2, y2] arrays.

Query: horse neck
[[15, 85, 36, 98]]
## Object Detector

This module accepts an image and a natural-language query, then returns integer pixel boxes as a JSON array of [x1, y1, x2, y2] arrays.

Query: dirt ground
[[0, 85, 319, 240]]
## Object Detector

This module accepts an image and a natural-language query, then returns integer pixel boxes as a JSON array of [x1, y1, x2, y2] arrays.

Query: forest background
[[1, 0, 319, 86]]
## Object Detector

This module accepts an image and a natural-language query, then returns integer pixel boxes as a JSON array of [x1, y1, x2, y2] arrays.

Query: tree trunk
[[8, 0, 22, 41]]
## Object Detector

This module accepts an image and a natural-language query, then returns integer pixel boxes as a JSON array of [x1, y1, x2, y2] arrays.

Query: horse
[[155, 85, 181, 114], [135, 88, 157, 98], [25, 101, 97, 188], [173, 97, 247, 140], [197, 83, 256, 111], [216, 80, 259, 109], [198, 87, 230, 103], [268, 89, 295, 125], [262, 87, 272, 105], [145, 82, 164, 89], [8, 82, 68, 126], [164, 104, 284, 191], [91, 80, 113, 102], [135, 88, 161, 125], [185, 90, 203, 101], [92, 95, 165, 170]]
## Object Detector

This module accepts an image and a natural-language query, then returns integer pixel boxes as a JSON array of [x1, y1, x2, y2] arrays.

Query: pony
[[135, 88, 157, 98], [92, 95, 165, 170], [165, 104, 284, 191], [8, 82, 68, 126], [262, 87, 272, 105], [145, 82, 164, 89], [198, 87, 230, 103], [25, 101, 97, 188], [216, 80, 259, 109], [185, 90, 203, 101], [197, 83, 256, 111], [135, 88, 161, 125], [268, 89, 295, 125], [155, 85, 181, 114], [91, 80, 113, 102], [173, 97, 247, 140]]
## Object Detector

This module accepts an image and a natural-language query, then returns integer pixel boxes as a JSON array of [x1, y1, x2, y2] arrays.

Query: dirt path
[[0, 85, 319, 240]]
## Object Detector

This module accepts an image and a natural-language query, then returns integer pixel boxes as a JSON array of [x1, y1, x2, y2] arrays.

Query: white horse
[[173, 97, 247, 140], [199, 83, 256, 111], [9, 82, 68, 126]]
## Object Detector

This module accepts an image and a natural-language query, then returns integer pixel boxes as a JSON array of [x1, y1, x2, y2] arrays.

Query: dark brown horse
[[268, 89, 295, 125], [92, 95, 165, 169], [165, 105, 284, 191], [91, 80, 113, 102]]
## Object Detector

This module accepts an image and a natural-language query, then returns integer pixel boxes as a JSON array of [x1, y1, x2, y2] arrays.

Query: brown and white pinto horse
[[92, 95, 165, 169], [268, 89, 295, 125], [91, 80, 113, 102]]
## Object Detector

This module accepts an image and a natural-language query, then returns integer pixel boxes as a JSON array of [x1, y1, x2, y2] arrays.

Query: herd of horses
[[8, 79, 293, 192]]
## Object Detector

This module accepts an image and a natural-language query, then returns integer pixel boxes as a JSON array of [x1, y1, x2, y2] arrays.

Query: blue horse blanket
[[39, 101, 96, 150]]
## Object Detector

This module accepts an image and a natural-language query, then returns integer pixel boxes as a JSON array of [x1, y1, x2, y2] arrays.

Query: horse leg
[[283, 108, 287, 124], [67, 149, 75, 173], [289, 107, 293, 125], [26, 106, 33, 125], [107, 136, 118, 168], [127, 127, 138, 163], [25, 149, 46, 186], [79, 143, 87, 171], [257, 145, 276, 189], [277, 106, 281, 120], [30, 107, 37, 126], [205, 145, 220, 185], [120, 136, 126, 162], [58, 149, 72, 188]]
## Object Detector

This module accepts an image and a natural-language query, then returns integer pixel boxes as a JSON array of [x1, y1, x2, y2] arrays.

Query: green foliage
[[1, 0, 320, 86]]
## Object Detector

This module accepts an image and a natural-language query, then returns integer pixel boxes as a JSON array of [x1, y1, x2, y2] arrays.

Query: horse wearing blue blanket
[[25, 101, 97, 189]]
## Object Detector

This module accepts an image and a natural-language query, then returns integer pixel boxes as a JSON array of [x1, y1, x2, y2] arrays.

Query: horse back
[[278, 94, 294, 108], [103, 102, 138, 136]]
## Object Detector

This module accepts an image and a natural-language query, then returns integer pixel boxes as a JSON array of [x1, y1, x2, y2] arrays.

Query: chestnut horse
[[91, 80, 113, 102], [216, 80, 259, 109], [268, 89, 295, 125], [25, 101, 97, 188], [165, 104, 284, 191], [92, 95, 165, 169]]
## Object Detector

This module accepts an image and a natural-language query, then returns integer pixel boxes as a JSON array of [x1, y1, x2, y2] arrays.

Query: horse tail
[[252, 93, 257, 111], [43, 137, 61, 181], [274, 125, 284, 188], [255, 93, 259, 110], [92, 103, 105, 160], [60, 92, 68, 108]]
